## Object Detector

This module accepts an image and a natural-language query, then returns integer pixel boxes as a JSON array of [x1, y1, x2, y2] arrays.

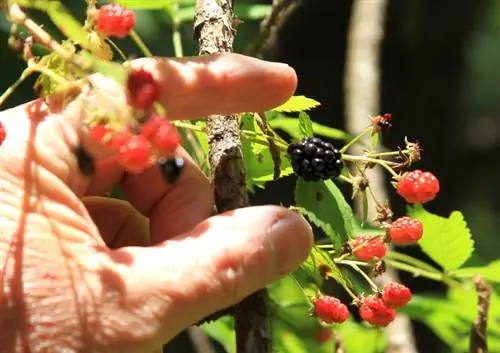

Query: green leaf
[[270, 115, 352, 142], [201, 316, 236, 353], [240, 114, 294, 190], [299, 246, 353, 292], [370, 131, 379, 150], [298, 112, 314, 139], [272, 95, 321, 113], [45, 2, 91, 48], [408, 205, 475, 271], [234, 4, 272, 20], [80, 51, 128, 85], [449, 259, 500, 283], [336, 323, 386, 353], [295, 179, 354, 248]]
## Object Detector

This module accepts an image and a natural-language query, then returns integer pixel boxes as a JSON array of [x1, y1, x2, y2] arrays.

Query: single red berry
[[89, 123, 111, 144], [351, 235, 387, 261], [0, 121, 6, 146], [141, 115, 181, 154], [382, 282, 412, 308], [359, 295, 396, 327], [95, 4, 135, 38], [389, 217, 423, 245], [396, 170, 440, 204], [126, 68, 159, 110], [117, 134, 152, 174], [312, 296, 349, 324], [313, 327, 332, 344]]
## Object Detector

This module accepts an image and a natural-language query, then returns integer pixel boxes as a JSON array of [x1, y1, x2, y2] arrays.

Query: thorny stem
[[130, 30, 153, 57], [340, 127, 371, 154], [367, 149, 411, 158], [342, 154, 400, 178]]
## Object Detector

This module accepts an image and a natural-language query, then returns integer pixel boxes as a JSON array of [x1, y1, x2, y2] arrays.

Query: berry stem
[[348, 263, 380, 293], [171, 1, 184, 58], [339, 127, 372, 154], [366, 149, 411, 158], [342, 154, 399, 178], [0, 67, 32, 108], [130, 30, 153, 57], [338, 174, 354, 185], [106, 38, 128, 61]]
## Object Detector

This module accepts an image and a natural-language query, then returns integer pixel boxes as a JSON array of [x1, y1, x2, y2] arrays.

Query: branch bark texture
[[470, 275, 492, 353], [193, 1, 270, 353], [344, 1, 418, 353]]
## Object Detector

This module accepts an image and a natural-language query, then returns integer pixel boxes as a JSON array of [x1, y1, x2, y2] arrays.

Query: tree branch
[[193, 1, 270, 353], [245, 0, 302, 57], [470, 275, 492, 353], [344, 1, 418, 353]]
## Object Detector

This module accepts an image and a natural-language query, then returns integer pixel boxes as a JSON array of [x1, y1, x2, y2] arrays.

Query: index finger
[[130, 53, 297, 120]]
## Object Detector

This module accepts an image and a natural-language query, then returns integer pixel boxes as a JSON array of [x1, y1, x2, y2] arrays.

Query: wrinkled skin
[[0, 54, 313, 353]]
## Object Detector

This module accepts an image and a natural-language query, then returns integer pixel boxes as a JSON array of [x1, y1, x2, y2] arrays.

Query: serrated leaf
[[240, 114, 294, 190], [304, 246, 353, 291], [270, 115, 352, 142], [273, 95, 321, 113], [408, 205, 474, 271], [295, 179, 354, 249], [449, 259, 500, 283], [298, 111, 314, 139]]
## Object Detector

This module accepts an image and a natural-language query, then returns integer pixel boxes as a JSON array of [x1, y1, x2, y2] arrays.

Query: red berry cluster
[[95, 4, 135, 38], [0, 121, 5, 147], [89, 114, 181, 174], [312, 282, 412, 328]]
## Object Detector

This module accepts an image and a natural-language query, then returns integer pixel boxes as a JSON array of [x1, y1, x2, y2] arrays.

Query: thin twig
[[344, 1, 418, 353], [193, 1, 270, 353], [245, 0, 302, 57], [333, 330, 345, 353], [470, 275, 492, 353]]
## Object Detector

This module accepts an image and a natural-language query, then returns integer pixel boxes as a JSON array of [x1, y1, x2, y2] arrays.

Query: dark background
[[1, 1, 499, 352]]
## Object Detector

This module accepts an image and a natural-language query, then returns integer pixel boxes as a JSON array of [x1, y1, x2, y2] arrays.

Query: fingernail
[[266, 211, 313, 276]]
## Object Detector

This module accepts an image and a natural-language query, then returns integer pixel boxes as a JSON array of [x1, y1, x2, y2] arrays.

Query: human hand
[[0, 53, 313, 353]]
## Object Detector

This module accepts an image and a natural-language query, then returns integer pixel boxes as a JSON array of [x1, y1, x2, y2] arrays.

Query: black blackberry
[[158, 156, 185, 184], [287, 136, 343, 181]]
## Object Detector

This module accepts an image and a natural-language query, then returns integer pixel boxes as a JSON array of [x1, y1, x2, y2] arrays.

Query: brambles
[[126, 68, 160, 111], [351, 235, 387, 261], [95, 4, 135, 38], [389, 216, 424, 245], [396, 169, 440, 204], [158, 157, 185, 184], [381, 282, 412, 309], [358, 296, 397, 327], [312, 295, 349, 324], [287, 136, 343, 181]]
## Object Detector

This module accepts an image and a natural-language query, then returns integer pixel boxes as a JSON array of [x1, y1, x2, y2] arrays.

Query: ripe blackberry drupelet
[[287, 137, 343, 181]]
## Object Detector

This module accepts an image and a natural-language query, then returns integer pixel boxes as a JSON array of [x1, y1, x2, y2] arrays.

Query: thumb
[[106, 206, 313, 343]]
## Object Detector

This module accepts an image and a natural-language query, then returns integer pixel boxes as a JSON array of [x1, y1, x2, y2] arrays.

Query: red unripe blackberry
[[95, 4, 135, 38], [359, 295, 396, 327], [389, 216, 423, 245], [141, 115, 181, 154], [351, 235, 387, 261], [0, 121, 5, 146], [126, 68, 160, 110], [381, 282, 412, 308], [287, 136, 343, 181], [312, 295, 349, 324], [313, 327, 332, 343], [117, 134, 152, 174], [396, 169, 440, 204]]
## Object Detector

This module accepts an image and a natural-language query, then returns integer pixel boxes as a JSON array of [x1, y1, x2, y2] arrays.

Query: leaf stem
[[130, 30, 153, 57], [349, 263, 379, 292], [383, 258, 458, 286], [387, 251, 442, 274]]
